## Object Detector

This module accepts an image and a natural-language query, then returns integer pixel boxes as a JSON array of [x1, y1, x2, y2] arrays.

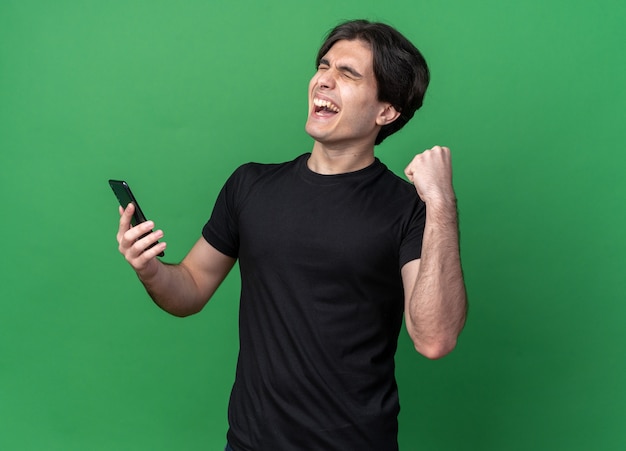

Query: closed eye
[[337, 65, 362, 79], [317, 58, 362, 79], [318, 58, 330, 70]]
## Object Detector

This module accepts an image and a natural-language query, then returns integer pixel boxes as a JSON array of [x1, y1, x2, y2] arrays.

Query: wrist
[[135, 259, 162, 285], [422, 192, 457, 208], [424, 196, 458, 223]]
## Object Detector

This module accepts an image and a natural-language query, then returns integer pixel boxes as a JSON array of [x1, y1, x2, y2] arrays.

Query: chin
[[304, 121, 323, 141], [306, 117, 336, 139]]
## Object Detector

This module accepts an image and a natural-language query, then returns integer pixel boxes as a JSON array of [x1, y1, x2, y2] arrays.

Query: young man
[[117, 19, 467, 451]]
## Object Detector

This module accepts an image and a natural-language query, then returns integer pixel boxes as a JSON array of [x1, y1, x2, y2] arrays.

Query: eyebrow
[[319, 57, 363, 78]]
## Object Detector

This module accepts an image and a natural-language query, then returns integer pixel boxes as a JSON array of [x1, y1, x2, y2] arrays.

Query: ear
[[376, 104, 401, 126]]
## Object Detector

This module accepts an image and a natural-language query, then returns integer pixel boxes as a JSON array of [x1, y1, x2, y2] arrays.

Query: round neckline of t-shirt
[[297, 153, 384, 186]]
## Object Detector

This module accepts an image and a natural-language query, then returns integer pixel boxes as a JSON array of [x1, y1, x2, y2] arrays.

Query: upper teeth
[[314, 98, 340, 112]]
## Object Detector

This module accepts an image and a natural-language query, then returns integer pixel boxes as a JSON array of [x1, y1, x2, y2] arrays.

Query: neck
[[307, 141, 375, 175]]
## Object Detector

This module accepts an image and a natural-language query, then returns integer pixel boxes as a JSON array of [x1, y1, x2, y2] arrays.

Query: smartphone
[[108, 179, 164, 257]]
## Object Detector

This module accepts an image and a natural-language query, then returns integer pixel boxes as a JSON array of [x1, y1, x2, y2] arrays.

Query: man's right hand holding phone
[[117, 203, 167, 279]]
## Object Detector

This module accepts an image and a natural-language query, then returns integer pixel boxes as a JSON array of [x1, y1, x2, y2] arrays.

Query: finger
[[118, 222, 151, 255], [130, 229, 165, 258], [405, 150, 426, 175], [118, 203, 135, 232], [404, 166, 413, 182], [122, 220, 157, 244], [135, 228, 164, 249], [136, 237, 167, 260], [120, 225, 160, 257], [124, 238, 167, 271], [117, 207, 129, 243], [433, 146, 451, 160], [133, 230, 166, 259], [126, 242, 167, 272]]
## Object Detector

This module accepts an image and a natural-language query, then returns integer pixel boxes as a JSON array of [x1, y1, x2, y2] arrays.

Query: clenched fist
[[404, 146, 456, 205]]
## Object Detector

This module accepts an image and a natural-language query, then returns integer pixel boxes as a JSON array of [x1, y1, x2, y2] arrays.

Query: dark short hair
[[316, 20, 430, 145]]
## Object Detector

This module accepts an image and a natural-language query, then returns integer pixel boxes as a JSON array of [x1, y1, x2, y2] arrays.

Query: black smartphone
[[108, 179, 164, 257]]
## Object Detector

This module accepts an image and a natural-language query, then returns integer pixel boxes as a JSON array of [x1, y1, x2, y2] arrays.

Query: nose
[[316, 68, 336, 90]]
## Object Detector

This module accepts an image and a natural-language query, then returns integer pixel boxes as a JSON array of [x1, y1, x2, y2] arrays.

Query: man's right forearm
[[133, 238, 237, 317], [137, 261, 208, 317], [117, 206, 235, 316]]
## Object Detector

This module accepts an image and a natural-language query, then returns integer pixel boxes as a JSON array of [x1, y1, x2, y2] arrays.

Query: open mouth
[[313, 97, 340, 115]]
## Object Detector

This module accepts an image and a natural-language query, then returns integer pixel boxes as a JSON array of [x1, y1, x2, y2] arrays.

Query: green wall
[[2, 0, 625, 449]]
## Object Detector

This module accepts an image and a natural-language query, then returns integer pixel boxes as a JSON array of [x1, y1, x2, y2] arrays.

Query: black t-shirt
[[203, 153, 426, 450]]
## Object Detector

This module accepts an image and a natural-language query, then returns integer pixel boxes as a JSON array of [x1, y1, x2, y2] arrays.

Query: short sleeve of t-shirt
[[202, 165, 248, 259], [398, 197, 426, 267]]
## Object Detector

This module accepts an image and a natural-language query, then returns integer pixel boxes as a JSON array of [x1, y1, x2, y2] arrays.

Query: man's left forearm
[[405, 198, 468, 359]]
